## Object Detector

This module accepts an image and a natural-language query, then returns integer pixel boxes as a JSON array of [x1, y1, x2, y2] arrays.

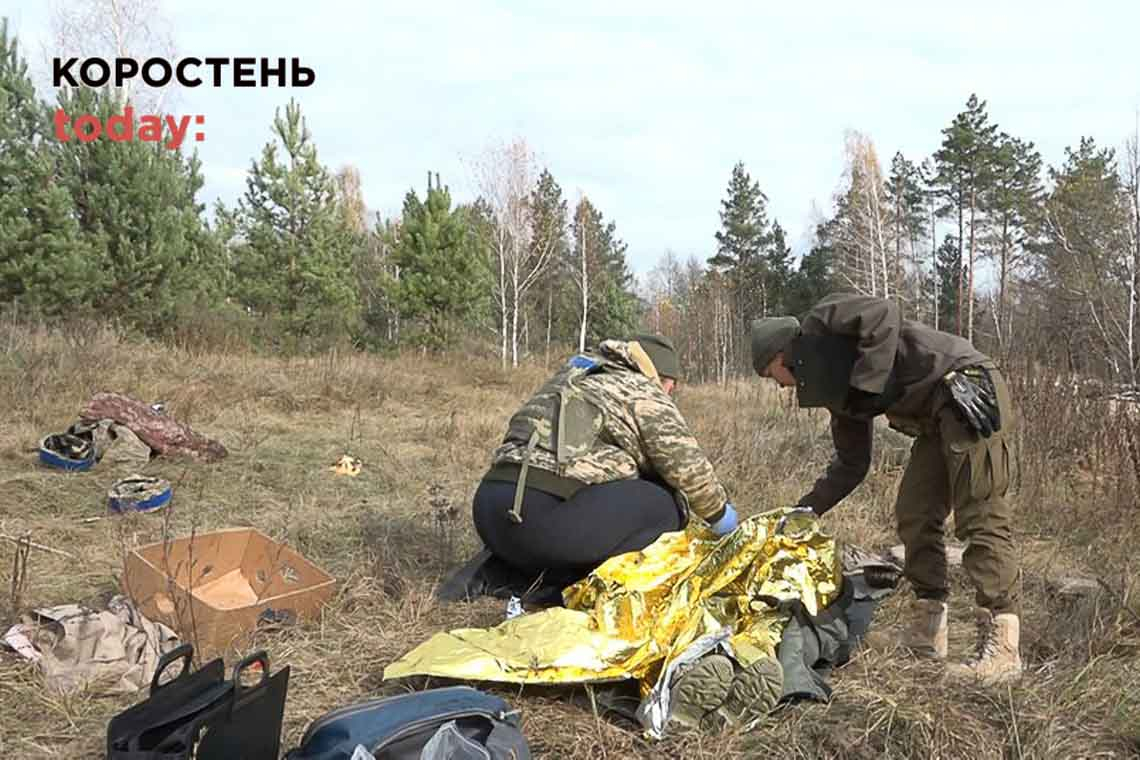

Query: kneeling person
[[474, 335, 737, 586]]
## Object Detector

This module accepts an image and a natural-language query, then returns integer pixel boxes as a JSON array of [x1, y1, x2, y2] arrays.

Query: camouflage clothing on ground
[[488, 340, 730, 522]]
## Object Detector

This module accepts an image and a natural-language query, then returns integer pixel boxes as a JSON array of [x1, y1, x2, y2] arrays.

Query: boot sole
[[669, 654, 734, 729], [705, 656, 783, 732]]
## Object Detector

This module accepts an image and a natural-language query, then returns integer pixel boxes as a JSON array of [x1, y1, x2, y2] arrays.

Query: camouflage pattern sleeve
[[631, 394, 729, 521], [803, 293, 901, 394], [797, 411, 873, 514]]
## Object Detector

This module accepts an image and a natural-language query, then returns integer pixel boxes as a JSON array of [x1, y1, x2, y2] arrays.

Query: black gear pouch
[[943, 366, 1001, 437]]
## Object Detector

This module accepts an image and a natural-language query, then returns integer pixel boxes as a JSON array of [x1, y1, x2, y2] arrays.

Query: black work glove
[[943, 367, 1001, 438]]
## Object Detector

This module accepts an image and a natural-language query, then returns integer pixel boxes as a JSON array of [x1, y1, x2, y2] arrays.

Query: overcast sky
[[8, 1, 1140, 277]]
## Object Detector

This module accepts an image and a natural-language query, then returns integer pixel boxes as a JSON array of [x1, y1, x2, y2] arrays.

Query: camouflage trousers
[[893, 368, 1020, 614]]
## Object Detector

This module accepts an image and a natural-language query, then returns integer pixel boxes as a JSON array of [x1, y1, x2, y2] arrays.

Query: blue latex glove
[[710, 502, 738, 536]]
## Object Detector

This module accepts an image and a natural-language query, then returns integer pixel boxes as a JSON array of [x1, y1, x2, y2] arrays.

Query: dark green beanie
[[631, 334, 681, 380], [750, 317, 800, 374]]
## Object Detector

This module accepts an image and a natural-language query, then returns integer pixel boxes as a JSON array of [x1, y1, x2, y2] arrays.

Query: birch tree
[[46, 0, 176, 111], [1124, 125, 1140, 385], [833, 131, 896, 298], [472, 138, 557, 368], [570, 195, 606, 352], [335, 165, 368, 234]]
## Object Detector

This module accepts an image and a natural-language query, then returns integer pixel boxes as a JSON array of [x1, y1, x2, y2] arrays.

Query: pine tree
[[53, 84, 222, 331], [228, 99, 359, 342], [933, 94, 999, 338], [885, 152, 927, 315], [934, 234, 963, 332], [985, 133, 1044, 347], [591, 218, 639, 341], [764, 220, 794, 314], [711, 162, 772, 322], [785, 220, 837, 317], [526, 169, 569, 361], [570, 197, 638, 348], [0, 20, 101, 317], [385, 174, 491, 347]]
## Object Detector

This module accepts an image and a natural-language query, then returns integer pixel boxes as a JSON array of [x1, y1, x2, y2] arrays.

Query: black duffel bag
[[106, 644, 289, 760]]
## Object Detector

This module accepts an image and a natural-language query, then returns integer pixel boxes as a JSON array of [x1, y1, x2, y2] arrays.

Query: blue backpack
[[285, 686, 531, 760]]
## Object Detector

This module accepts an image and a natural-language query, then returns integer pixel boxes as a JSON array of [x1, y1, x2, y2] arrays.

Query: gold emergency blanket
[[383, 509, 839, 692]]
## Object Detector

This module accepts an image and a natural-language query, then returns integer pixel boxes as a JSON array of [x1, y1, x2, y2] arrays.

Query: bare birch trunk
[[578, 224, 589, 353], [498, 245, 508, 368], [511, 258, 520, 368]]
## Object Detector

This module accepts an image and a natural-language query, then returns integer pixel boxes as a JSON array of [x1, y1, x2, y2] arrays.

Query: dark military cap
[[750, 317, 800, 374], [631, 334, 681, 380]]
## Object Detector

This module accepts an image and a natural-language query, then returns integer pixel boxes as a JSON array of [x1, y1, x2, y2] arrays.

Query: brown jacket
[[791, 293, 989, 514]]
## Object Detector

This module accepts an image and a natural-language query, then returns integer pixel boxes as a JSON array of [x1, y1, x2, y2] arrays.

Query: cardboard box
[[124, 528, 336, 656]]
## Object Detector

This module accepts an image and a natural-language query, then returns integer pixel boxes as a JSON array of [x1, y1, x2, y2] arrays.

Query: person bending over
[[750, 293, 1021, 685], [473, 334, 737, 587]]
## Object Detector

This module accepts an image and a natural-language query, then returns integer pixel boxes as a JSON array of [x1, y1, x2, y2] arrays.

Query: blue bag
[[285, 686, 530, 760]]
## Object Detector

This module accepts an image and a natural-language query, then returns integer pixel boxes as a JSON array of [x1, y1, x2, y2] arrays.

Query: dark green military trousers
[[893, 368, 1019, 613]]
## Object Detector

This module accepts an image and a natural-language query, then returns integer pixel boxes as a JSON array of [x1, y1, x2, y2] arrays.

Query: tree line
[[5, 12, 1139, 388], [0, 20, 639, 364], [644, 95, 1140, 387]]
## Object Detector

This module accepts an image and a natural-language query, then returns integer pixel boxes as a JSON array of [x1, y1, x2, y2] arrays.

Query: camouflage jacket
[[488, 340, 730, 522]]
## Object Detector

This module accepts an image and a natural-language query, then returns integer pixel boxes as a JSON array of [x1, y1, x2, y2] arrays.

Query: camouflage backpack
[[501, 353, 608, 522]]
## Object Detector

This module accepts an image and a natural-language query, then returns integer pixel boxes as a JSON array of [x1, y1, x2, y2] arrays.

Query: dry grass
[[1, 323, 1139, 758]]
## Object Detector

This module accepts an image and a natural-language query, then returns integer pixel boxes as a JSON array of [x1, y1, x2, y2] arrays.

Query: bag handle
[[229, 650, 271, 709], [150, 643, 194, 694]]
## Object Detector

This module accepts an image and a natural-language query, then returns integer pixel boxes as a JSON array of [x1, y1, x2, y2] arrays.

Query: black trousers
[[472, 478, 684, 584]]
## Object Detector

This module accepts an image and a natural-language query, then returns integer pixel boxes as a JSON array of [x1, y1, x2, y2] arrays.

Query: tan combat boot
[[946, 607, 1022, 685], [901, 598, 948, 659]]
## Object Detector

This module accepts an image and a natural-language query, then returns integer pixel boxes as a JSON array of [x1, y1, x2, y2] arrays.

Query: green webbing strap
[[555, 390, 568, 465], [507, 429, 540, 524]]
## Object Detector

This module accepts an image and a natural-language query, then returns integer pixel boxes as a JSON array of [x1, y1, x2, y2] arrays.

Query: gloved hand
[[944, 367, 1001, 438], [709, 503, 738, 536], [774, 505, 817, 535]]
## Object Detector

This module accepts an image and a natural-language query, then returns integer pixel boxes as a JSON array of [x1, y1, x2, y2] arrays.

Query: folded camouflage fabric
[[81, 391, 226, 461], [11, 595, 180, 695], [69, 419, 152, 466]]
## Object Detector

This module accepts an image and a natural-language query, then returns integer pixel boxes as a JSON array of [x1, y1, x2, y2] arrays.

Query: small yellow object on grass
[[330, 454, 362, 476]]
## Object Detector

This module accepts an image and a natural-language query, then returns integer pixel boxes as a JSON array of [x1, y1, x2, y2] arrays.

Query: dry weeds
[[1, 323, 1138, 758]]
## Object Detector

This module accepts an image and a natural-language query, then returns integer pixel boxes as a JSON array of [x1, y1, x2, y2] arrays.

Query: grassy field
[[1, 324, 1139, 758]]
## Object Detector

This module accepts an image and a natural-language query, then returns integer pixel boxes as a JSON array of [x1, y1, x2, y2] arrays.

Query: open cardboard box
[[124, 527, 336, 656]]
